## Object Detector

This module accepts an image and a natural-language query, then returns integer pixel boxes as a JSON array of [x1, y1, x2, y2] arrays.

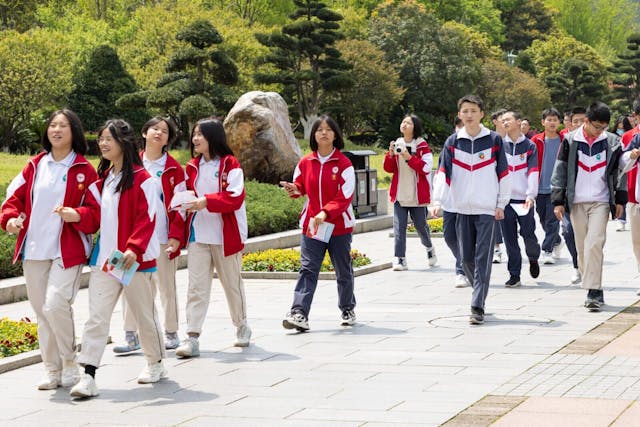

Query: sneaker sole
[[469, 318, 484, 325], [70, 389, 98, 398], [282, 319, 309, 332], [113, 347, 141, 354], [234, 340, 250, 347], [138, 370, 168, 384], [505, 283, 521, 288], [340, 320, 356, 326]]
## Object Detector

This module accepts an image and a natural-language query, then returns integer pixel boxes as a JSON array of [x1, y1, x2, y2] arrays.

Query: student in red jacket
[[113, 117, 186, 354], [384, 114, 436, 271], [280, 115, 357, 332], [175, 117, 251, 358], [70, 119, 167, 399], [1, 109, 97, 391]]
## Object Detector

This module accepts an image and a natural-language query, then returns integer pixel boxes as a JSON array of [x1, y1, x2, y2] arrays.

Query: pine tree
[[609, 33, 640, 111], [255, 0, 353, 138], [68, 45, 146, 132], [116, 20, 238, 140]]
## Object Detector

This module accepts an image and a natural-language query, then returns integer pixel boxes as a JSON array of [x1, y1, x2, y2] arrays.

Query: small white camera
[[393, 140, 406, 154]]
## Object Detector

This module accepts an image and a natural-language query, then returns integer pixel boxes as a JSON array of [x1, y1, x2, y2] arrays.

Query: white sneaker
[[37, 371, 61, 390], [552, 241, 564, 259], [175, 336, 200, 358], [571, 268, 582, 284], [69, 373, 98, 398], [492, 248, 502, 263], [392, 257, 408, 271], [541, 252, 555, 264], [617, 221, 626, 231], [234, 324, 252, 347], [454, 274, 470, 288], [164, 332, 180, 350], [427, 247, 437, 267], [137, 361, 168, 384], [61, 360, 80, 387]]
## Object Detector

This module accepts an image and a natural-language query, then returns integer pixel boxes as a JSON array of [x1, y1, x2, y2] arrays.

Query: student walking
[[551, 102, 627, 312], [175, 118, 251, 358], [280, 115, 357, 332], [500, 111, 541, 287], [433, 95, 511, 325], [1, 109, 97, 390], [384, 114, 436, 271], [113, 117, 186, 354], [70, 119, 167, 399]]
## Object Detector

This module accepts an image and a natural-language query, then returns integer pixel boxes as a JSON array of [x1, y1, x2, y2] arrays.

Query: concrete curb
[[0, 215, 393, 306], [0, 349, 41, 374], [388, 231, 444, 238]]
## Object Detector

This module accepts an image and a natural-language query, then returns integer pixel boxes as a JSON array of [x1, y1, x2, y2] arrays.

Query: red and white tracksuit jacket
[[185, 155, 248, 257], [383, 137, 433, 204], [76, 166, 159, 271], [1, 151, 98, 268], [291, 149, 355, 236]]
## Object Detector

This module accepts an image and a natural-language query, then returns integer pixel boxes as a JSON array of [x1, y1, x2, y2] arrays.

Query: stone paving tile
[[2, 225, 640, 425]]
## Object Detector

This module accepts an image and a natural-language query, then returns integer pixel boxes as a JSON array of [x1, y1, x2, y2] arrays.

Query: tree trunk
[[300, 113, 318, 141]]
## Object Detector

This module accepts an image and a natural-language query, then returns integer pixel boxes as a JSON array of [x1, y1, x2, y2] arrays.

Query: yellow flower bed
[[407, 217, 444, 233], [0, 317, 38, 358], [242, 248, 371, 272]]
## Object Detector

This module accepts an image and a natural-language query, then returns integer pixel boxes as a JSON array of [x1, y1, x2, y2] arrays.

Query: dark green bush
[[245, 180, 304, 238], [0, 233, 22, 279]]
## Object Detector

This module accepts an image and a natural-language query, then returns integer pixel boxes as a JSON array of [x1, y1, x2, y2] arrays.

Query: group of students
[[0, 110, 360, 399], [428, 94, 640, 324]]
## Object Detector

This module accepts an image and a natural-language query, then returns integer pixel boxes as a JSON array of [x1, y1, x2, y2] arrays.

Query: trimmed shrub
[[245, 180, 305, 237]]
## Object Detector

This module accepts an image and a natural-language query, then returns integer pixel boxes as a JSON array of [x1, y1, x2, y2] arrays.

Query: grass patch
[[242, 248, 371, 272]]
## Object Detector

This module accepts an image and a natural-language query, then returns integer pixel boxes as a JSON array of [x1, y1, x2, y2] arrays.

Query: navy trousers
[[456, 214, 495, 311], [501, 203, 541, 277], [443, 210, 464, 275], [291, 233, 356, 317], [535, 193, 562, 253]]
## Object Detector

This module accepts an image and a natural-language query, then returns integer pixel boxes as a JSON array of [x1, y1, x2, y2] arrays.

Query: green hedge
[[245, 180, 305, 238]]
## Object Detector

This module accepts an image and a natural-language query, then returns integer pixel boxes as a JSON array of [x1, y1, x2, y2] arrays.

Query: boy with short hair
[[500, 111, 541, 287], [433, 95, 511, 324], [551, 101, 626, 312], [531, 108, 563, 264]]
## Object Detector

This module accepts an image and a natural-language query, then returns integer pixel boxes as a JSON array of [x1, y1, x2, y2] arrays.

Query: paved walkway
[[1, 219, 639, 426]]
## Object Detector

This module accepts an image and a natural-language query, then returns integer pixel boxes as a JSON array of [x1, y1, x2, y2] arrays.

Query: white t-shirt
[[24, 151, 76, 260], [192, 156, 223, 244], [96, 170, 122, 268], [143, 153, 169, 244]]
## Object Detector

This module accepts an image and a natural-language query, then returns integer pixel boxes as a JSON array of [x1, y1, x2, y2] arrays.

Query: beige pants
[[78, 269, 165, 367], [570, 202, 610, 290], [629, 204, 640, 271], [121, 244, 179, 334], [186, 243, 247, 335], [22, 259, 82, 373]]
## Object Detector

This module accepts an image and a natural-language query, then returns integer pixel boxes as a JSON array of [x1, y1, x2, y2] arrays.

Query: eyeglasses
[[589, 122, 608, 132]]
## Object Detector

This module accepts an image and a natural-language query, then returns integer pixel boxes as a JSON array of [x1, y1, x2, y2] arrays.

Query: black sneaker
[[340, 309, 356, 326], [505, 275, 521, 288], [529, 260, 540, 279], [469, 306, 484, 325], [584, 289, 604, 312]]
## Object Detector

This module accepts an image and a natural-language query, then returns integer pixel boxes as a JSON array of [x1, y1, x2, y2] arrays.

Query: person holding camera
[[384, 114, 437, 271]]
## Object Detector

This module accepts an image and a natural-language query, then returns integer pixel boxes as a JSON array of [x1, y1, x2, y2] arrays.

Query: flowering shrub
[[0, 317, 38, 358], [407, 217, 444, 233], [242, 248, 371, 272]]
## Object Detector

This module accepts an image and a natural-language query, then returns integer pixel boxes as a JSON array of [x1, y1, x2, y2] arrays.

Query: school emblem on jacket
[[479, 153, 485, 160], [156, 170, 162, 177], [62, 174, 67, 182], [596, 154, 601, 160], [520, 154, 525, 160], [332, 166, 339, 174], [77, 173, 85, 183]]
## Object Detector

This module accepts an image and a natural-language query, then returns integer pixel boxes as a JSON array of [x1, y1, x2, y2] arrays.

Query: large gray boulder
[[224, 91, 301, 183]]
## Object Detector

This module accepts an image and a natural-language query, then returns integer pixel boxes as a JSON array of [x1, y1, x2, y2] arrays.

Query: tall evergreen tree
[[117, 20, 239, 140], [609, 33, 640, 111], [544, 58, 609, 112], [255, 0, 353, 137], [68, 45, 146, 132]]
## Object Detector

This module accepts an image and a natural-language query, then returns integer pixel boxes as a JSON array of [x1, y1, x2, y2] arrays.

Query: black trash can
[[343, 150, 378, 217]]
